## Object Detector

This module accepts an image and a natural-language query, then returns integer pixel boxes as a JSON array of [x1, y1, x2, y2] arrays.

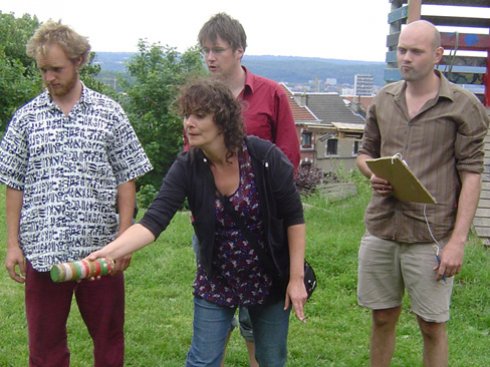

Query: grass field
[[0, 180, 489, 366]]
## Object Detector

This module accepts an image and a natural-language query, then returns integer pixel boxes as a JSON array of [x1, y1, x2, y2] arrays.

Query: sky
[[1, 0, 394, 62], [1, 1, 489, 62]]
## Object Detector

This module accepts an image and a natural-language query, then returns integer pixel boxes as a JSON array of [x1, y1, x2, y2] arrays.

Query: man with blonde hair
[[1, 20, 152, 366], [357, 20, 489, 367]]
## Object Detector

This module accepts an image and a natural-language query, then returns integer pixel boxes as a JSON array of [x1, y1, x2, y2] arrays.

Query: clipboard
[[366, 154, 437, 204]]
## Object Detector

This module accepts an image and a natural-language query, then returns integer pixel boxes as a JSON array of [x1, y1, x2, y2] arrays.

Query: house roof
[[343, 95, 375, 113], [280, 84, 320, 123], [295, 93, 365, 125]]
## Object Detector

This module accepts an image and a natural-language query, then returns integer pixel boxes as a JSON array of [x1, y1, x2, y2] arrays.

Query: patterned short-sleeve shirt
[[0, 86, 153, 271]]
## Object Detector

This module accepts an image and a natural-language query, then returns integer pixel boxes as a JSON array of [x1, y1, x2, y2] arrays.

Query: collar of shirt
[[241, 65, 255, 98], [36, 82, 93, 112], [385, 70, 455, 105]]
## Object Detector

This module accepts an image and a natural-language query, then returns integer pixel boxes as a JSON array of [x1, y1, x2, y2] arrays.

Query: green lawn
[[0, 181, 489, 366]]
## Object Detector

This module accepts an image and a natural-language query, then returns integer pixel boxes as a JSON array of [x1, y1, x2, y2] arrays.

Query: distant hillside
[[93, 52, 134, 73], [242, 55, 385, 86], [93, 52, 386, 86]]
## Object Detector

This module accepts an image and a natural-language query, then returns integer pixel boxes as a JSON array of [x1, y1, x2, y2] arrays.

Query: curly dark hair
[[178, 78, 244, 159]]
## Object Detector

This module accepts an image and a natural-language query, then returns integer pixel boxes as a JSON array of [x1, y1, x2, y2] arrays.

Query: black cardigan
[[140, 136, 304, 277]]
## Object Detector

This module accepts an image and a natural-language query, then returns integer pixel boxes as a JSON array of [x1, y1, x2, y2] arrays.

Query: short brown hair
[[178, 78, 244, 158], [198, 13, 247, 51], [26, 20, 91, 65]]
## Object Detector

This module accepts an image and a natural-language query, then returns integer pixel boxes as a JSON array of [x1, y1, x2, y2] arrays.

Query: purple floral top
[[194, 144, 273, 307]]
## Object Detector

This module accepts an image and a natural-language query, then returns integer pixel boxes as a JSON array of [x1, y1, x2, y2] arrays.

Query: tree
[[0, 12, 41, 134], [121, 40, 206, 191], [81, 52, 118, 99]]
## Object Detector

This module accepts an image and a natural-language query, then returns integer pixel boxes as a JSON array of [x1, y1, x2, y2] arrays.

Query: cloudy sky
[[1, 1, 488, 62]]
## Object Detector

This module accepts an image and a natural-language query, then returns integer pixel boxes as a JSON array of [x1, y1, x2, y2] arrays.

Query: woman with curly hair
[[88, 78, 307, 367]]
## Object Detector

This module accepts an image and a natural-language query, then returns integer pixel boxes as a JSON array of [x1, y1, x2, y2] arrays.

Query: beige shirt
[[360, 71, 489, 243]]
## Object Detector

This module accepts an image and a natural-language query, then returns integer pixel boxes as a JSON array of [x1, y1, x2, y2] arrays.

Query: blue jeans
[[186, 297, 290, 367], [238, 307, 254, 342], [192, 234, 254, 342]]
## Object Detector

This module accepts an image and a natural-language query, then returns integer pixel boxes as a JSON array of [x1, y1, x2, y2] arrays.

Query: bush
[[137, 184, 158, 209], [296, 162, 323, 195]]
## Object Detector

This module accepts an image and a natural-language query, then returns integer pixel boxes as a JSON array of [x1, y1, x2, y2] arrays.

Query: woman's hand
[[284, 277, 308, 322], [84, 248, 117, 278], [285, 224, 308, 321], [85, 248, 109, 263], [111, 254, 132, 274], [85, 223, 155, 277]]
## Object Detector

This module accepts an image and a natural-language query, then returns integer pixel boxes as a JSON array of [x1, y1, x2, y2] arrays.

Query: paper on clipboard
[[366, 155, 437, 204]]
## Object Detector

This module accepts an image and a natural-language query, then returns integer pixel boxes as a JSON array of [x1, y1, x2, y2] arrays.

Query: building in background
[[354, 74, 374, 96], [282, 84, 365, 173]]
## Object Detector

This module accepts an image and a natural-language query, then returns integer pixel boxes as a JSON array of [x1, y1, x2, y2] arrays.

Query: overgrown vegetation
[[1, 180, 489, 366], [120, 40, 206, 191], [0, 12, 41, 134], [296, 162, 324, 195]]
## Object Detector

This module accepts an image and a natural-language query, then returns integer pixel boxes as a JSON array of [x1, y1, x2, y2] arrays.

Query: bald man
[[356, 20, 489, 367]]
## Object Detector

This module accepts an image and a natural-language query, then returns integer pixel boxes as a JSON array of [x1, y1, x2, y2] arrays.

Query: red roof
[[280, 84, 319, 123]]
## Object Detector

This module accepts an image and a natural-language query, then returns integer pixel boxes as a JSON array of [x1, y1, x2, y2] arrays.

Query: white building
[[354, 74, 374, 96]]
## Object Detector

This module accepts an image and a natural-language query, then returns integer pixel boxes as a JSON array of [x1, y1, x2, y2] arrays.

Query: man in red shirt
[[196, 12, 300, 367], [197, 13, 300, 172]]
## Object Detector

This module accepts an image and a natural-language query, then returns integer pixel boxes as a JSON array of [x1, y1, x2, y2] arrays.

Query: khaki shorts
[[357, 232, 454, 323]]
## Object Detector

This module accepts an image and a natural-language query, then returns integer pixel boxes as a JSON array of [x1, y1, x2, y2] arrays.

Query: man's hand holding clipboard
[[366, 154, 437, 204]]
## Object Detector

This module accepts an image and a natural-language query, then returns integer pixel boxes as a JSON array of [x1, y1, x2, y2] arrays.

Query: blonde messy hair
[[26, 20, 91, 66]]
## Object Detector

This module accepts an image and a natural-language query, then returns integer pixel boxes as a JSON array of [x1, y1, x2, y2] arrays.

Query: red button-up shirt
[[239, 66, 299, 170]]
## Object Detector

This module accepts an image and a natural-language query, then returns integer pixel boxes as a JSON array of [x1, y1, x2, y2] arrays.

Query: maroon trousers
[[25, 262, 125, 367]]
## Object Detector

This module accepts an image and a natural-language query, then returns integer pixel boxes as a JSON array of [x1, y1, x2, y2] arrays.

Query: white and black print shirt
[[0, 86, 153, 271]]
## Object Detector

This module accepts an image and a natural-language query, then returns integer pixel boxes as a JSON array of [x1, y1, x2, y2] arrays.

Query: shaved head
[[401, 20, 441, 50], [397, 20, 444, 82]]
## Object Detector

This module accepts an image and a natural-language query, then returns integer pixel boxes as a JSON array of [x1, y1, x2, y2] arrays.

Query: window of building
[[301, 131, 313, 149], [326, 138, 338, 156], [352, 140, 360, 156]]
